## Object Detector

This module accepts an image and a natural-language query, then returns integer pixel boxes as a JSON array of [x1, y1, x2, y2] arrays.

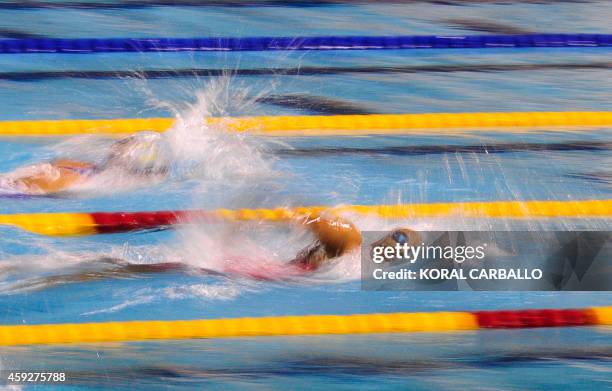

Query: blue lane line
[[0, 34, 610, 54]]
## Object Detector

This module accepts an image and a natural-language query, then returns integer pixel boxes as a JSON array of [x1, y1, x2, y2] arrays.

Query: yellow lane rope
[[1, 111, 611, 136], [0, 199, 609, 236], [1, 307, 609, 346], [0, 312, 478, 345], [211, 199, 612, 222], [0, 212, 98, 236]]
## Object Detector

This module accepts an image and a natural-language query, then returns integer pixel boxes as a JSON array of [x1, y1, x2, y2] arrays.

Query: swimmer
[[0, 132, 170, 196], [289, 214, 418, 272], [3, 215, 417, 291]]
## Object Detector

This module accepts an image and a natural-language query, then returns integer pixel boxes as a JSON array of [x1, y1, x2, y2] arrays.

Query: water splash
[[18, 75, 280, 197], [162, 76, 278, 184]]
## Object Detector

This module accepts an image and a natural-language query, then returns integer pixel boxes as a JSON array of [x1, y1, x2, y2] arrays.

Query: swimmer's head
[[370, 228, 421, 262], [105, 132, 171, 175]]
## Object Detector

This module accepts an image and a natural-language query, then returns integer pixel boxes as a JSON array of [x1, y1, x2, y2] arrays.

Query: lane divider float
[[0, 199, 610, 236], [1, 307, 610, 346], [1, 34, 610, 54], [1, 111, 612, 137]]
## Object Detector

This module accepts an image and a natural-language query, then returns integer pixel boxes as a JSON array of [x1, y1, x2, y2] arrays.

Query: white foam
[[81, 294, 155, 316], [163, 283, 244, 300]]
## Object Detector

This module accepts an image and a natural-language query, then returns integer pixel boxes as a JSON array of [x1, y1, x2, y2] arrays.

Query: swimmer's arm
[[50, 159, 95, 170], [17, 160, 94, 194], [291, 214, 362, 269]]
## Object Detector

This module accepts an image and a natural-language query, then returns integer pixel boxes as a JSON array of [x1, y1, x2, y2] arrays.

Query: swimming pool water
[[0, 1, 611, 390]]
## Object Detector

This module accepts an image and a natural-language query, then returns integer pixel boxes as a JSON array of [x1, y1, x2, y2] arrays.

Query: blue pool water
[[0, 1, 611, 389]]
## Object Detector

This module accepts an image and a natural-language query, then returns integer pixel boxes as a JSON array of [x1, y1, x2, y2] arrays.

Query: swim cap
[[392, 230, 409, 245], [106, 131, 171, 175], [370, 228, 421, 261]]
